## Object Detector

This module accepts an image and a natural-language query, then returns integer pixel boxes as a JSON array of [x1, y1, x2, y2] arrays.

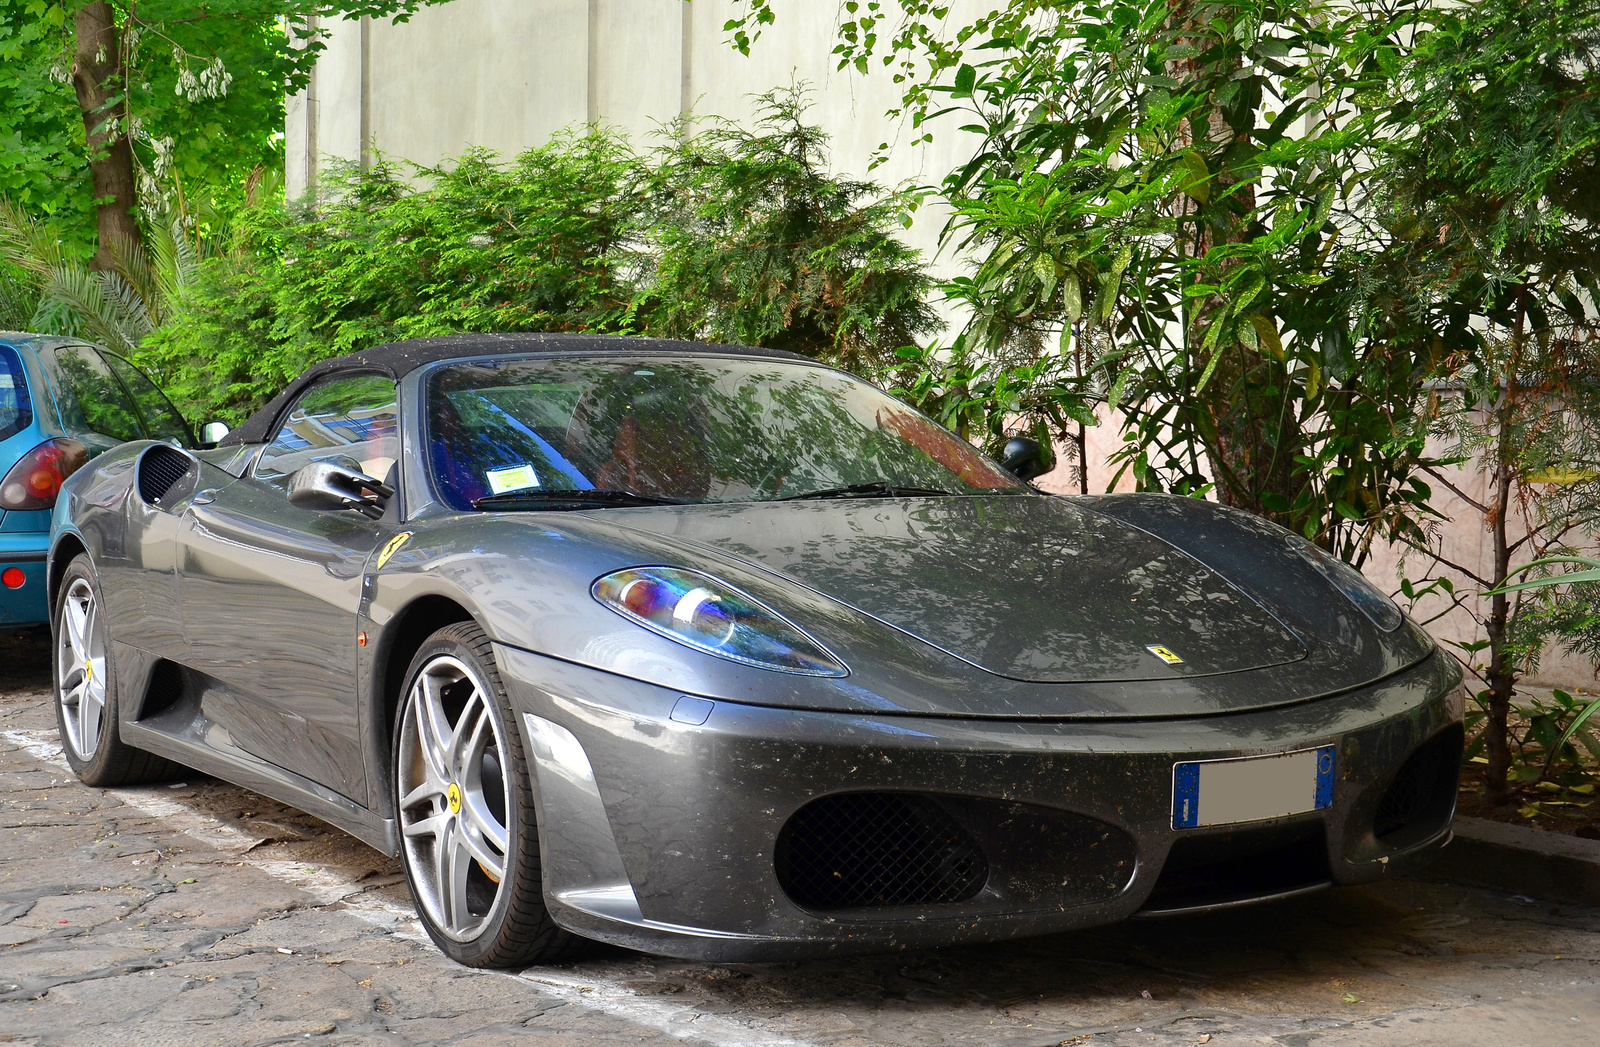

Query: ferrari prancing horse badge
[[376, 531, 414, 568]]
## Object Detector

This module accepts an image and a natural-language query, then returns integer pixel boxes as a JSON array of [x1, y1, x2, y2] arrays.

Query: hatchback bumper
[[0, 531, 49, 627]]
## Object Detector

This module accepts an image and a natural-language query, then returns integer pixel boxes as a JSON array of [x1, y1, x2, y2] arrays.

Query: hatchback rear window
[[0, 345, 32, 442]]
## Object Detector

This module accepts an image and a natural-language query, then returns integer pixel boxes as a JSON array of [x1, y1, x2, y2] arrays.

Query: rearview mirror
[[198, 420, 231, 447], [287, 460, 395, 520], [1000, 437, 1050, 481]]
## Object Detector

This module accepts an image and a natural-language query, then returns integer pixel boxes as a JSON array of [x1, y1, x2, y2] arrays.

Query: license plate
[[1172, 746, 1334, 829]]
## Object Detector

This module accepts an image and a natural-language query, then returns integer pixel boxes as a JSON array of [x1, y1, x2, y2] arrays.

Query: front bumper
[[499, 644, 1464, 961]]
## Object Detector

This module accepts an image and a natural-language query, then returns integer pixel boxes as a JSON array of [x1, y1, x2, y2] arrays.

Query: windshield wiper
[[779, 481, 962, 501], [472, 489, 685, 511]]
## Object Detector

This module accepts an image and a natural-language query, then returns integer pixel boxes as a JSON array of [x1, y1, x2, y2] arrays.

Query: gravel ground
[[2, 627, 1598, 1047]]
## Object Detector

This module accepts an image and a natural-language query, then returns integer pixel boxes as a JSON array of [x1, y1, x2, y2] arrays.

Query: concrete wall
[[283, 0, 1598, 692]]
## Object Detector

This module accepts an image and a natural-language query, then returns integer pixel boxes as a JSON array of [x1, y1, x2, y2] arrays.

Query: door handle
[[191, 488, 218, 505]]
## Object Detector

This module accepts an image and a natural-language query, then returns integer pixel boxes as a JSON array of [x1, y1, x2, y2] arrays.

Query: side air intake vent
[[1374, 724, 1463, 842], [775, 793, 988, 910], [137, 444, 197, 508]]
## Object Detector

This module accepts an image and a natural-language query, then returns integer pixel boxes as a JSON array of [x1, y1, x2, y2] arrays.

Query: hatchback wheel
[[395, 621, 575, 966]]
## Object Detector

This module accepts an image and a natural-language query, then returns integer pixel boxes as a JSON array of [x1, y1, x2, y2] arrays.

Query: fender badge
[[376, 531, 414, 569], [1146, 644, 1184, 665]]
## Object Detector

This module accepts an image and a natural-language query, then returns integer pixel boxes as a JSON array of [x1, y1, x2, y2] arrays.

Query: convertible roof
[[219, 333, 810, 446]]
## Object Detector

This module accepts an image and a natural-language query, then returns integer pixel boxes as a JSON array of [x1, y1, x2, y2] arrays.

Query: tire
[[393, 621, 577, 967], [53, 554, 181, 786]]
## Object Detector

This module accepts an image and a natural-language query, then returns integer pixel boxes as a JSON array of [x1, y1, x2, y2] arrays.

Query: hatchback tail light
[[0, 438, 89, 510]]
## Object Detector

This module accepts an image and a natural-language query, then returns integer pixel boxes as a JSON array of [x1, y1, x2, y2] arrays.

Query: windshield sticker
[[486, 464, 540, 495]]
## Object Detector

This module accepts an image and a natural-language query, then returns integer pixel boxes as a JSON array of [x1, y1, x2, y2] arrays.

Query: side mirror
[[198, 420, 231, 447], [287, 460, 395, 520], [1000, 436, 1051, 481]]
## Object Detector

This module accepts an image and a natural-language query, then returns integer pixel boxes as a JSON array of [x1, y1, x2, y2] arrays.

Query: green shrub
[[139, 129, 644, 422], [141, 91, 935, 423], [633, 88, 938, 374]]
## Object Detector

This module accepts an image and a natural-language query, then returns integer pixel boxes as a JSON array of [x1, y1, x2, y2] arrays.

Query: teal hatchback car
[[1, 334, 191, 627]]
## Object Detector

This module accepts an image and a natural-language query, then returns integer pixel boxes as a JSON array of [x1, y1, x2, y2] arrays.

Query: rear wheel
[[53, 554, 179, 786], [394, 621, 576, 967]]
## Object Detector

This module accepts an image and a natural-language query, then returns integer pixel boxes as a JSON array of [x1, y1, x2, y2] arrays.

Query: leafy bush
[[633, 89, 938, 373], [141, 92, 935, 423], [139, 130, 643, 420]]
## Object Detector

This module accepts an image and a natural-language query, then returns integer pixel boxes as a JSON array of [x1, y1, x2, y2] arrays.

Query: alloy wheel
[[397, 654, 512, 942], [57, 577, 107, 761]]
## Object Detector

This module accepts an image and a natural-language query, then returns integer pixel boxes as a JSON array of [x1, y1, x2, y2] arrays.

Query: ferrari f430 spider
[[48, 334, 1463, 966]]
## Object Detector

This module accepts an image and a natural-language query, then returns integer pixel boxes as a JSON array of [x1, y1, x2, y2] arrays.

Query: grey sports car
[[47, 334, 1463, 967]]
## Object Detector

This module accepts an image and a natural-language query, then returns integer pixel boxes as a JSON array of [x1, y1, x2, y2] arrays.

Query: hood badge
[[1146, 645, 1184, 665], [376, 531, 414, 568]]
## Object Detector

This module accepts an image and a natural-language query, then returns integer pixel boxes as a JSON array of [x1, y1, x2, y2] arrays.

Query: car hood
[[604, 495, 1308, 684]]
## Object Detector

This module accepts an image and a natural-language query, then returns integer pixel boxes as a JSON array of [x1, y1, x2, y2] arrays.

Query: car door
[[176, 372, 400, 799], [42, 344, 145, 454], [97, 350, 193, 446]]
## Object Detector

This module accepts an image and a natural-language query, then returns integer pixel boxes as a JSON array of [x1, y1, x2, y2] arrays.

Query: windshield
[[424, 355, 1027, 510]]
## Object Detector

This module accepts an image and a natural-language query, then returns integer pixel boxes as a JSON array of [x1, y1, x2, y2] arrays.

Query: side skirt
[[120, 720, 399, 856], [112, 640, 398, 856]]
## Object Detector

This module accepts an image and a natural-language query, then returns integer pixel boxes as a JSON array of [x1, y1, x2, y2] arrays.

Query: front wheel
[[394, 621, 576, 967]]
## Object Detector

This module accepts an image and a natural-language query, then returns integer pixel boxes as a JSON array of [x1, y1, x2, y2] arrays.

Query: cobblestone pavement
[[2, 630, 1598, 1047]]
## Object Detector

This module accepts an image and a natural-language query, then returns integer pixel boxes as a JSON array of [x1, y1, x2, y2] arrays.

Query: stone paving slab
[[2, 628, 1598, 1046]]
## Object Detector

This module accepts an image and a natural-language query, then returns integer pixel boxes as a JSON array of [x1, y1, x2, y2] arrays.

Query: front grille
[[137, 445, 193, 506], [1374, 724, 1463, 842], [1143, 820, 1329, 913], [775, 793, 988, 910]]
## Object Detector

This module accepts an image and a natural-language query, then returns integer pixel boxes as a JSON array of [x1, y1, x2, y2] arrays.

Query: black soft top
[[220, 333, 808, 446]]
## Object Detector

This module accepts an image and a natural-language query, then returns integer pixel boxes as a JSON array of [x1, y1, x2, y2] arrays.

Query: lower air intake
[[1143, 820, 1330, 913], [776, 793, 988, 910], [1374, 724, 1463, 843]]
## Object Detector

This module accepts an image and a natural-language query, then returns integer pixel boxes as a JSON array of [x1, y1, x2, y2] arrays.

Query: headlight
[[592, 567, 848, 677], [1289, 538, 1404, 632]]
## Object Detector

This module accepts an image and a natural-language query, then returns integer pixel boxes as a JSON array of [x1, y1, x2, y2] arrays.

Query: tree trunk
[[1482, 452, 1516, 800], [1483, 289, 1530, 801], [71, 3, 139, 272], [1162, 3, 1295, 519]]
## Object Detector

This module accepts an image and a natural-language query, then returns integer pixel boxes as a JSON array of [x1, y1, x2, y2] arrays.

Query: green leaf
[[1249, 315, 1284, 360], [1546, 695, 1600, 775], [1061, 274, 1081, 324], [1180, 151, 1210, 204], [952, 64, 976, 98]]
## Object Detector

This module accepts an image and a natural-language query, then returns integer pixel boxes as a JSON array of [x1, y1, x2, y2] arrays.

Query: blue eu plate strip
[[1314, 744, 1336, 809], [1171, 761, 1201, 829]]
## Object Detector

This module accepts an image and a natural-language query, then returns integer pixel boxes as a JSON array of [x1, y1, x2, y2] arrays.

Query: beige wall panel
[[591, 0, 685, 139], [314, 16, 366, 172], [367, 0, 589, 168], [285, 89, 312, 199]]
